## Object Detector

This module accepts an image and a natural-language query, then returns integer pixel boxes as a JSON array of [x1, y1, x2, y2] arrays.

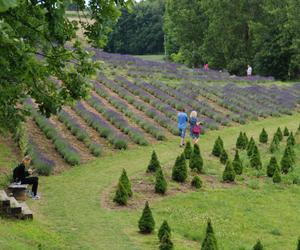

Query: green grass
[[0, 114, 299, 249], [134, 54, 165, 62]]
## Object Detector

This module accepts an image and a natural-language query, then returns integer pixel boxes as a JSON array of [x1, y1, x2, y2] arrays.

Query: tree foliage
[[201, 219, 218, 250], [0, 0, 132, 132], [105, 0, 165, 55], [189, 144, 203, 173], [138, 201, 155, 234], [147, 150, 161, 172]]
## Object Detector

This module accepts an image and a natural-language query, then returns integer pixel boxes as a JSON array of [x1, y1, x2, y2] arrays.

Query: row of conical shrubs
[[138, 203, 300, 250]]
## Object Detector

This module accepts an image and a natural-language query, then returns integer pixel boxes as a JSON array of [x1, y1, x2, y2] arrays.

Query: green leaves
[[0, 0, 18, 13]]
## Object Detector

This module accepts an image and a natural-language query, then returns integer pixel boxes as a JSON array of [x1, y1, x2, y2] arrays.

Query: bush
[[172, 153, 187, 183], [247, 137, 255, 157], [159, 232, 174, 250], [119, 169, 132, 197], [220, 148, 228, 165], [189, 144, 203, 173], [273, 168, 281, 183], [184, 141, 192, 159], [287, 132, 296, 146], [283, 126, 289, 136], [232, 150, 243, 175], [191, 176, 202, 189], [138, 201, 155, 234], [297, 237, 300, 250], [276, 127, 283, 141], [259, 128, 268, 143], [223, 160, 236, 182], [269, 134, 280, 153], [281, 148, 293, 174], [201, 219, 218, 250], [236, 132, 246, 149], [250, 145, 262, 170], [243, 132, 249, 146], [212, 136, 223, 157], [155, 169, 167, 194], [147, 150, 161, 173], [253, 240, 263, 250], [267, 156, 279, 177], [158, 220, 171, 242], [113, 182, 128, 205]]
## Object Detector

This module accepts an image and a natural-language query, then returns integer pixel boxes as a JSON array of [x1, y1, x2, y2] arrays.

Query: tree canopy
[[0, 0, 132, 133]]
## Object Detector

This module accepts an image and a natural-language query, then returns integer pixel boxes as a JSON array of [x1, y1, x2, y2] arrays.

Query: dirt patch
[[101, 171, 237, 211]]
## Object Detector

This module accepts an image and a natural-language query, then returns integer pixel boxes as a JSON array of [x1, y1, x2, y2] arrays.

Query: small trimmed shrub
[[159, 232, 173, 250], [158, 220, 171, 242], [253, 240, 263, 250], [147, 150, 161, 173], [113, 182, 128, 205], [220, 148, 228, 165], [269, 135, 280, 153], [236, 132, 246, 149], [287, 132, 296, 146], [297, 237, 300, 250], [201, 219, 218, 250], [184, 141, 192, 159], [232, 150, 243, 175], [267, 157, 279, 177], [155, 169, 167, 194], [223, 160, 236, 182], [283, 126, 289, 136], [273, 168, 281, 183], [189, 144, 203, 173], [250, 145, 262, 170], [281, 148, 293, 174], [119, 169, 132, 197], [138, 201, 155, 234], [191, 176, 202, 189], [286, 145, 296, 163], [259, 128, 268, 143], [172, 153, 187, 183], [243, 132, 249, 146], [247, 137, 255, 157], [276, 127, 283, 141], [212, 136, 224, 157]]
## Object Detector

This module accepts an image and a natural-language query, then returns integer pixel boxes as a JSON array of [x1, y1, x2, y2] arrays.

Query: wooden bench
[[7, 183, 28, 201]]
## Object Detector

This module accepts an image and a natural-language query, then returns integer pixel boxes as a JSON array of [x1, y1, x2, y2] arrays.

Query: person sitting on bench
[[13, 155, 40, 200]]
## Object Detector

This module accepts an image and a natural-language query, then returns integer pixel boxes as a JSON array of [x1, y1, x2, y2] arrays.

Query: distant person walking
[[189, 111, 201, 144], [13, 156, 40, 200], [247, 65, 252, 77], [177, 108, 188, 147], [204, 63, 209, 71]]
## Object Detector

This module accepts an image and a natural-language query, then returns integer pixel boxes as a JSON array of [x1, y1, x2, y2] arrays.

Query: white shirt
[[247, 66, 252, 76]]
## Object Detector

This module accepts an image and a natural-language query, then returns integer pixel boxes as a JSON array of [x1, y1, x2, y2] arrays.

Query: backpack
[[192, 124, 201, 135]]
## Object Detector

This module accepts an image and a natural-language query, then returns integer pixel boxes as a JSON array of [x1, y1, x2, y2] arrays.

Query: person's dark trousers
[[21, 177, 39, 196]]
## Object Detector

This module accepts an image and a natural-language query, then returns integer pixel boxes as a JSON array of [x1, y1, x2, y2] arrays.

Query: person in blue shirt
[[177, 108, 188, 147]]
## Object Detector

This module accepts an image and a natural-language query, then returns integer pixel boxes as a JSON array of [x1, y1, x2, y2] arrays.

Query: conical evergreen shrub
[[253, 240, 263, 250], [247, 137, 255, 157], [184, 141, 192, 159], [212, 137, 223, 157], [250, 145, 262, 170], [269, 134, 280, 153], [283, 126, 289, 136], [267, 156, 279, 177], [276, 127, 283, 141], [138, 201, 155, 234], [222, 160, 236, 182], [297, 237, 300, 250], [113, 182, 128, 205], [243, 132, 249, 147], [259, 128, 268, 143], [119, 169, 132, 197], [236, 132, 246, 149], [220, 148, 228, 165], [281, 148, 293, 174], [159, 232, 174, 250], [201, 219, 218, 250], [155, 168, 167, 194], [172, 153, 187, 182], [191, 176, 202, 189], [189, 144, 203, 173], [287, 132, 296, 146], [147, 150, 161, 173], [232, 150, 243, 175], [273, 168, 281, 183], [158, 220, 171, 242]]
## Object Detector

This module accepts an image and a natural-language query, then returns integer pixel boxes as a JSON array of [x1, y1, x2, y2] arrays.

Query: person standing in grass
[[247, 65, 252, 77], [177, 108, 188, 147], [13, 155, 40, 200], [189, 111, 201, 144]]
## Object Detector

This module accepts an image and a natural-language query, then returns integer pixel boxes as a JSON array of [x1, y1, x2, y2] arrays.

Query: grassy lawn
[[0, 113, 299, 249], [134, 54, 165, 62]]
